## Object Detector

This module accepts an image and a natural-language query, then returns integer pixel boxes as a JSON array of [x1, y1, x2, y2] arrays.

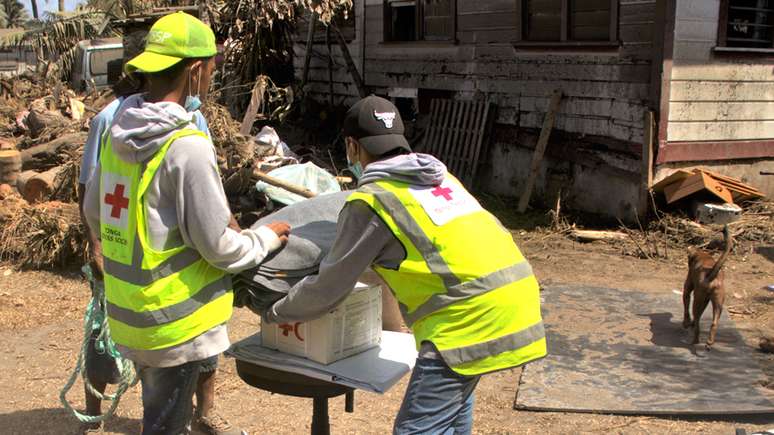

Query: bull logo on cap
[[374, 111, 396, 128]]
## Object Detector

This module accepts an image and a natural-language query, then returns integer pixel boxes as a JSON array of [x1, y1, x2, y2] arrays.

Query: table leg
[[311, 397, 330, 435]]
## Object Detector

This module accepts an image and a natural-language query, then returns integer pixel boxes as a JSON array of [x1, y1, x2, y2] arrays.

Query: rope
[[60, 266, 138, 424]]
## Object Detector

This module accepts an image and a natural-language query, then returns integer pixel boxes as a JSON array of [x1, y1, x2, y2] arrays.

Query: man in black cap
[[264, 96, 545, 434]]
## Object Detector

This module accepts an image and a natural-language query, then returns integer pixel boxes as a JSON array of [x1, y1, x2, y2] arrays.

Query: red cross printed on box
[[104, 184, 129, 219], [432, 185, 454, 201], [279, 322, 304, 341]]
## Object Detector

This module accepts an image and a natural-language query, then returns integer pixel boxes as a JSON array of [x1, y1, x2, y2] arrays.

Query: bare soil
[[0, 232, 772, 434]]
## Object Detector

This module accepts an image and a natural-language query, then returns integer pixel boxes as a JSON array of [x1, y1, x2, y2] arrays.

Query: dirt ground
[[0, 230, 772, 434]]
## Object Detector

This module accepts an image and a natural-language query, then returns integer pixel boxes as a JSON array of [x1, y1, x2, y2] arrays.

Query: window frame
[[716, 0, 774, 52], [383, 0, 457, 44], [515, 0, 619, 46]]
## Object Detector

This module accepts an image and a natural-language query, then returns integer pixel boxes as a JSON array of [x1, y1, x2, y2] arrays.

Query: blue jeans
[[138, 356, 217, 435], [394, 358, 481, 435]]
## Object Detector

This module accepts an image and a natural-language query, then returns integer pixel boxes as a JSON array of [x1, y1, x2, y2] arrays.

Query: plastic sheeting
[[256, 162, 341, 205], [233, 191, 350, 314]]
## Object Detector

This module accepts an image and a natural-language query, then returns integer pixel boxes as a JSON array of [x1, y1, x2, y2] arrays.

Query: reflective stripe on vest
[[103, 234, 202, 286], [359, 183, 535, 326], [349, 176, 547, 374], [99, 129, 233, 350]]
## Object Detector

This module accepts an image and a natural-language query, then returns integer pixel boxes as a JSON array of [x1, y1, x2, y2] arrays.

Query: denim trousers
[[137, 355, 217, 435], [394, 357, 481, 435]]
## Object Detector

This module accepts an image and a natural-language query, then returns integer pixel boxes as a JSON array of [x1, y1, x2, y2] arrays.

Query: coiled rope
[[59, 266, 138, 424]]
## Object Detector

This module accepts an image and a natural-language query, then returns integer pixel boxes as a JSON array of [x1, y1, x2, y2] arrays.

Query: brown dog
[[682, 225, 733, 349]]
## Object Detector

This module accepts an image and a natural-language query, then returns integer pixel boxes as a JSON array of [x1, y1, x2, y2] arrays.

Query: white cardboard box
[[261, 282, 382, 365]]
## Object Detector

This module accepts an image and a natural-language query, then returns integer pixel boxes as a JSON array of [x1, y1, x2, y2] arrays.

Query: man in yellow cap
[[83, 12, 290, 435]]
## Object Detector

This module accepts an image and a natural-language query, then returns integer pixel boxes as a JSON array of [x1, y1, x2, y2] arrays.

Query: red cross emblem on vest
[[105, 184, 129, 219], [432, 185, 453, 201]]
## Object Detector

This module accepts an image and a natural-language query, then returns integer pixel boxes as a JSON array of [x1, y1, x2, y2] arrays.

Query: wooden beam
[[518, 90, 562, 213], [656, 0, 676, 153], [656, 139, 774, 163], [609, 0, 618, 42], [718, 0, 729, 46], [300, 12, 318, 91], [332, 22, 368, 98], [639, 111, 655, 218], [326, 25, 334, 107], [239, 77, 266, 136]]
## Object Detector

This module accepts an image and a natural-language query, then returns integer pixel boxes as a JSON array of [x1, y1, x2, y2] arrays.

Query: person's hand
[[266, 221, 291, 245], [228, 215, 241, 232]]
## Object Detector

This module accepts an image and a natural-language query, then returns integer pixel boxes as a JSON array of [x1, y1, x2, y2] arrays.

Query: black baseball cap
[[343, 95, 412, 156]]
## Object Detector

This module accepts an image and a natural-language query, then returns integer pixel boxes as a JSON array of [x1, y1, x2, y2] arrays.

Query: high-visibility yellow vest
[[348, 175, 546, 376], [98, 129, 233, 350]]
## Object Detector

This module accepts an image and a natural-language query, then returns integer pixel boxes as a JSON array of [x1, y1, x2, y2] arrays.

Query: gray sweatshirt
[[84, 94, 282, 367], [264, 153, 446, 324]]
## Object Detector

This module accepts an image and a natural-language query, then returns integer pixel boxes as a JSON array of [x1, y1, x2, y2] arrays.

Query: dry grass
[[0, 201, 86, 269]]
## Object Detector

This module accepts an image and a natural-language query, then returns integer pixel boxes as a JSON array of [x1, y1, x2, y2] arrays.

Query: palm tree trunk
[[30, 0, 39, 19], [58, 0, 65, 12]]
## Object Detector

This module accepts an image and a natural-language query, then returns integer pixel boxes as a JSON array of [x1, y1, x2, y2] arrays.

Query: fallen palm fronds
[[0, 200, 87, 269]]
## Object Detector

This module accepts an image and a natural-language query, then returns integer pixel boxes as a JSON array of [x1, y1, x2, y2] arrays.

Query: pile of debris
[[0, 74, 343, 269], [558, 168, 770, 259], [0, 74, 107, 268]]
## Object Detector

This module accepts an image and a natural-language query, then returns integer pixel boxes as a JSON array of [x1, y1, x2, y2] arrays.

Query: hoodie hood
[[359, 153, 446, 187], [109, 94, 197, 164]]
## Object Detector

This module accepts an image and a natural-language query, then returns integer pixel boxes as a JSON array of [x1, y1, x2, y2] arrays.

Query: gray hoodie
[[83, 94, 282, 367], [264, 153, 446, 324]]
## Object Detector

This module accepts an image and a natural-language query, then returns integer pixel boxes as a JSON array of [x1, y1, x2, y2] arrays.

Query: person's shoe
[[80, 421, 102, 434], [194, 413, 246, 435]]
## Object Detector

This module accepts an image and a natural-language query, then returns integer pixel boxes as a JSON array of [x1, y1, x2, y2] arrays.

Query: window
[[384, 0, 455, 42], [718, 0, 774, 48], [518, 0, 618, 43], [89, 47, 123, 76]]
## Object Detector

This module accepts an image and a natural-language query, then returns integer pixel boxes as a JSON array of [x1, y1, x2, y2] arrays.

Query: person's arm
[[166, 136, 289, 273], [80, 114, 108, 276], [264, 201, 396, 324], [83, 163, 103, 251]]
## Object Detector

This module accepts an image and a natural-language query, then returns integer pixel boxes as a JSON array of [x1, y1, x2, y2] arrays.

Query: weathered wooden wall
[[293, 3, 365, 106], [668, 0, 774, 142], [295, 0, 660, 145]]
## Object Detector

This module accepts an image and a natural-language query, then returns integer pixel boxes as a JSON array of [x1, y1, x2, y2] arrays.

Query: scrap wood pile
[[0, 74, 113, 269], [608, 201, 773, 260], [561, 171, 771, 260]]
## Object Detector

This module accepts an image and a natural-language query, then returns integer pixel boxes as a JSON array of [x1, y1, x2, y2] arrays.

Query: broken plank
[[663, 171, 734, 204], [651, 169, 695, 193], [518, 90, 562, 213]]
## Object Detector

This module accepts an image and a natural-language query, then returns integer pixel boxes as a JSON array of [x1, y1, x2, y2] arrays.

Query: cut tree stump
[[18, 166, 64, 203], [0, 149, 22, 186], [20, 132, 86, 170], [26, 109, 69, 139]]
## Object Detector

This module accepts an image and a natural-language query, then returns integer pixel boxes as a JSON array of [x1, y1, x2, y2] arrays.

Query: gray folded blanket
[[233, 191, 350, 314]]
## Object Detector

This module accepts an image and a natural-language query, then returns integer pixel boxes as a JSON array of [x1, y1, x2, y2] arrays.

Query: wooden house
[[295, 0, 773, 219]]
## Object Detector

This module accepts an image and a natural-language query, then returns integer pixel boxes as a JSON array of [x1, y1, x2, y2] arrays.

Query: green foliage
[[0, 0, 29, 28]]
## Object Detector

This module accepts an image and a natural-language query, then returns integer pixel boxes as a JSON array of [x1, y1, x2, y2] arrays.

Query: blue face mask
[[185, 65, 203, 112], [184, 95, 202, 112], [347, 155, 363, 179]]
